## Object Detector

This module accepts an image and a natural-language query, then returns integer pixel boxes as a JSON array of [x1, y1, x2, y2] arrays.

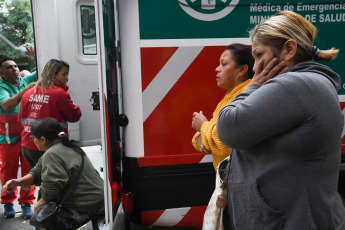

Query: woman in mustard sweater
[[192, 43, 254, 170]]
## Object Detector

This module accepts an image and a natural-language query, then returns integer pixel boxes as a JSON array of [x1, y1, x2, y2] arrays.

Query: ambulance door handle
[[118, 114, 128, 127], [91, 91, 100, 110]]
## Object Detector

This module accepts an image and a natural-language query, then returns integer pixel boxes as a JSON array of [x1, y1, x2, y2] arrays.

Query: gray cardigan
[[217, 62, 345, 229]]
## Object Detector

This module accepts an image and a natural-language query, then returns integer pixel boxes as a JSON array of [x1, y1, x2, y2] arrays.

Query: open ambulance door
[[30, 0, 101, 146], [94, 0, 127, 224]]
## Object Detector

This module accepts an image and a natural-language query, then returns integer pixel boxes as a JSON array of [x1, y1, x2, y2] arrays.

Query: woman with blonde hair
[[217, 10, 345, 229], [19, 59, 81, 169]]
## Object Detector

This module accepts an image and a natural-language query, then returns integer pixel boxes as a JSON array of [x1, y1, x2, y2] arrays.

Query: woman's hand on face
[[34, 198, 47, 212], [2, 179, 17, 193], [197, 135, 211, 155], [192, 111, 208, 132], [250, 58, 289, 86]]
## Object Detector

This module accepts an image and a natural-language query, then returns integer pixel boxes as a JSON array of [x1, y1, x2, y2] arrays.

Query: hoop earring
[[235, 74, 243, 83]]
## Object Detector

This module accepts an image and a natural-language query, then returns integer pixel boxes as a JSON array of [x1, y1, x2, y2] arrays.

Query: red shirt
[[19, 81, 82, 150]]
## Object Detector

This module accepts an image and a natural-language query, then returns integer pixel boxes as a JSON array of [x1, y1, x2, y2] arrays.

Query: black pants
[[22, 147, 44, 168], [22, 147, 45, 200]]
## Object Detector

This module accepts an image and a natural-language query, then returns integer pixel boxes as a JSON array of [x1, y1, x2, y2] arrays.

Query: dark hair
[[31, 117, 84, 155], [225, 43, 255, 78], [0, 58, 14, 68]]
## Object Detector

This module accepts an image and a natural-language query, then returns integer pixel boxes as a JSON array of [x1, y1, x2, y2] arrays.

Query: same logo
[[178, 0, 239, 21]]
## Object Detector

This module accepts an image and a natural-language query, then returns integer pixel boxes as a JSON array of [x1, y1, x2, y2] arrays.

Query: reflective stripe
[[5, 122, 11, 144], [0, 112, 18, 116], [142, 206, 206, 227], [20, 186, 36, 191], [5, 188, 16, 193], [21, 118, 38, 125], [0, 113, 19, 123], [142, 46, 204, 121], [0, 114, 21, 138], [21, 118, 68, 129], [199, 155, 213, 163], [152, 207, 190, 226]]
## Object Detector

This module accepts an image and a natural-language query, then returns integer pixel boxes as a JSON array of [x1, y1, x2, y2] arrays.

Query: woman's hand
[[2, 179, 18, 193], [250, 58, 288, 86], [192, 111, 208, 132], [197, 135, 211, 155], [34, 198, 47, 212]]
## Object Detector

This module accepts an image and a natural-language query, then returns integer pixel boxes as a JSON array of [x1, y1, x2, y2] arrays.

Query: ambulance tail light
[[122, 192, 134, 214], [112, 182, 118, 204]]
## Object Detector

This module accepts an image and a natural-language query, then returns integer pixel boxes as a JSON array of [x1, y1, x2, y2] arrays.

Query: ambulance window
[[80, 5, 96, 55]]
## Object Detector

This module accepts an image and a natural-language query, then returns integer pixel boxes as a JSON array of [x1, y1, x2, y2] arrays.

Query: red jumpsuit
[[19, 80, 82, 151], [0, 73, 36, 204]]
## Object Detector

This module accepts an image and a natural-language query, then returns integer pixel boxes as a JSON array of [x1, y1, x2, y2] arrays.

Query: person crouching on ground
[[3, 117, 104, 230]]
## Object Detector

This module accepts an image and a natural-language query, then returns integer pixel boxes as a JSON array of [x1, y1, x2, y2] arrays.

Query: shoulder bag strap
[[58, 153, 85, 208]]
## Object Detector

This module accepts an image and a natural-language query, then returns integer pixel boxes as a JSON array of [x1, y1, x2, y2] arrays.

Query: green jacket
[[30, 139, 104, 211]]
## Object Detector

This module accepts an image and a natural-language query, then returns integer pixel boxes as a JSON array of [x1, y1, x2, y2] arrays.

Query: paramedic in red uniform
[[19, 59, 82, 170], [0, 58, 36, 219]]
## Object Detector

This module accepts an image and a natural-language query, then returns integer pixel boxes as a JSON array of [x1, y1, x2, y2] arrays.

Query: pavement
[[0, 145, 103, 230], [0, 145, 200, 230]]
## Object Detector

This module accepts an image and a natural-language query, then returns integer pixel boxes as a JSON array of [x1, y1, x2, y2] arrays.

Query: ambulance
[[29, 0, 345, 228]]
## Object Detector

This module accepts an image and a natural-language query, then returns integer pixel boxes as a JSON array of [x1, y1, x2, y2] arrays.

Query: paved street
[[0, 145, 200, 230]]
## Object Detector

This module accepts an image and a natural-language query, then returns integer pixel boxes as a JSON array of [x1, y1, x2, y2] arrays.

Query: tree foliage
[[0, 0, 35, 70]]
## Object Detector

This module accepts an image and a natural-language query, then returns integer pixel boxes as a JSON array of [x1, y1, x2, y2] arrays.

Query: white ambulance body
[[31, 0, 100, 146], [30, 0, 345, 228]]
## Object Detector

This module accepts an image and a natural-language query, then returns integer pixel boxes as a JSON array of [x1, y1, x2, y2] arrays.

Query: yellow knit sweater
[[192, 79, 251, 170]]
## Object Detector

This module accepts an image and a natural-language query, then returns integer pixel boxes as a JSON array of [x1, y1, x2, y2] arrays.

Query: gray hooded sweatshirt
[[217, 62, 345, 230]]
